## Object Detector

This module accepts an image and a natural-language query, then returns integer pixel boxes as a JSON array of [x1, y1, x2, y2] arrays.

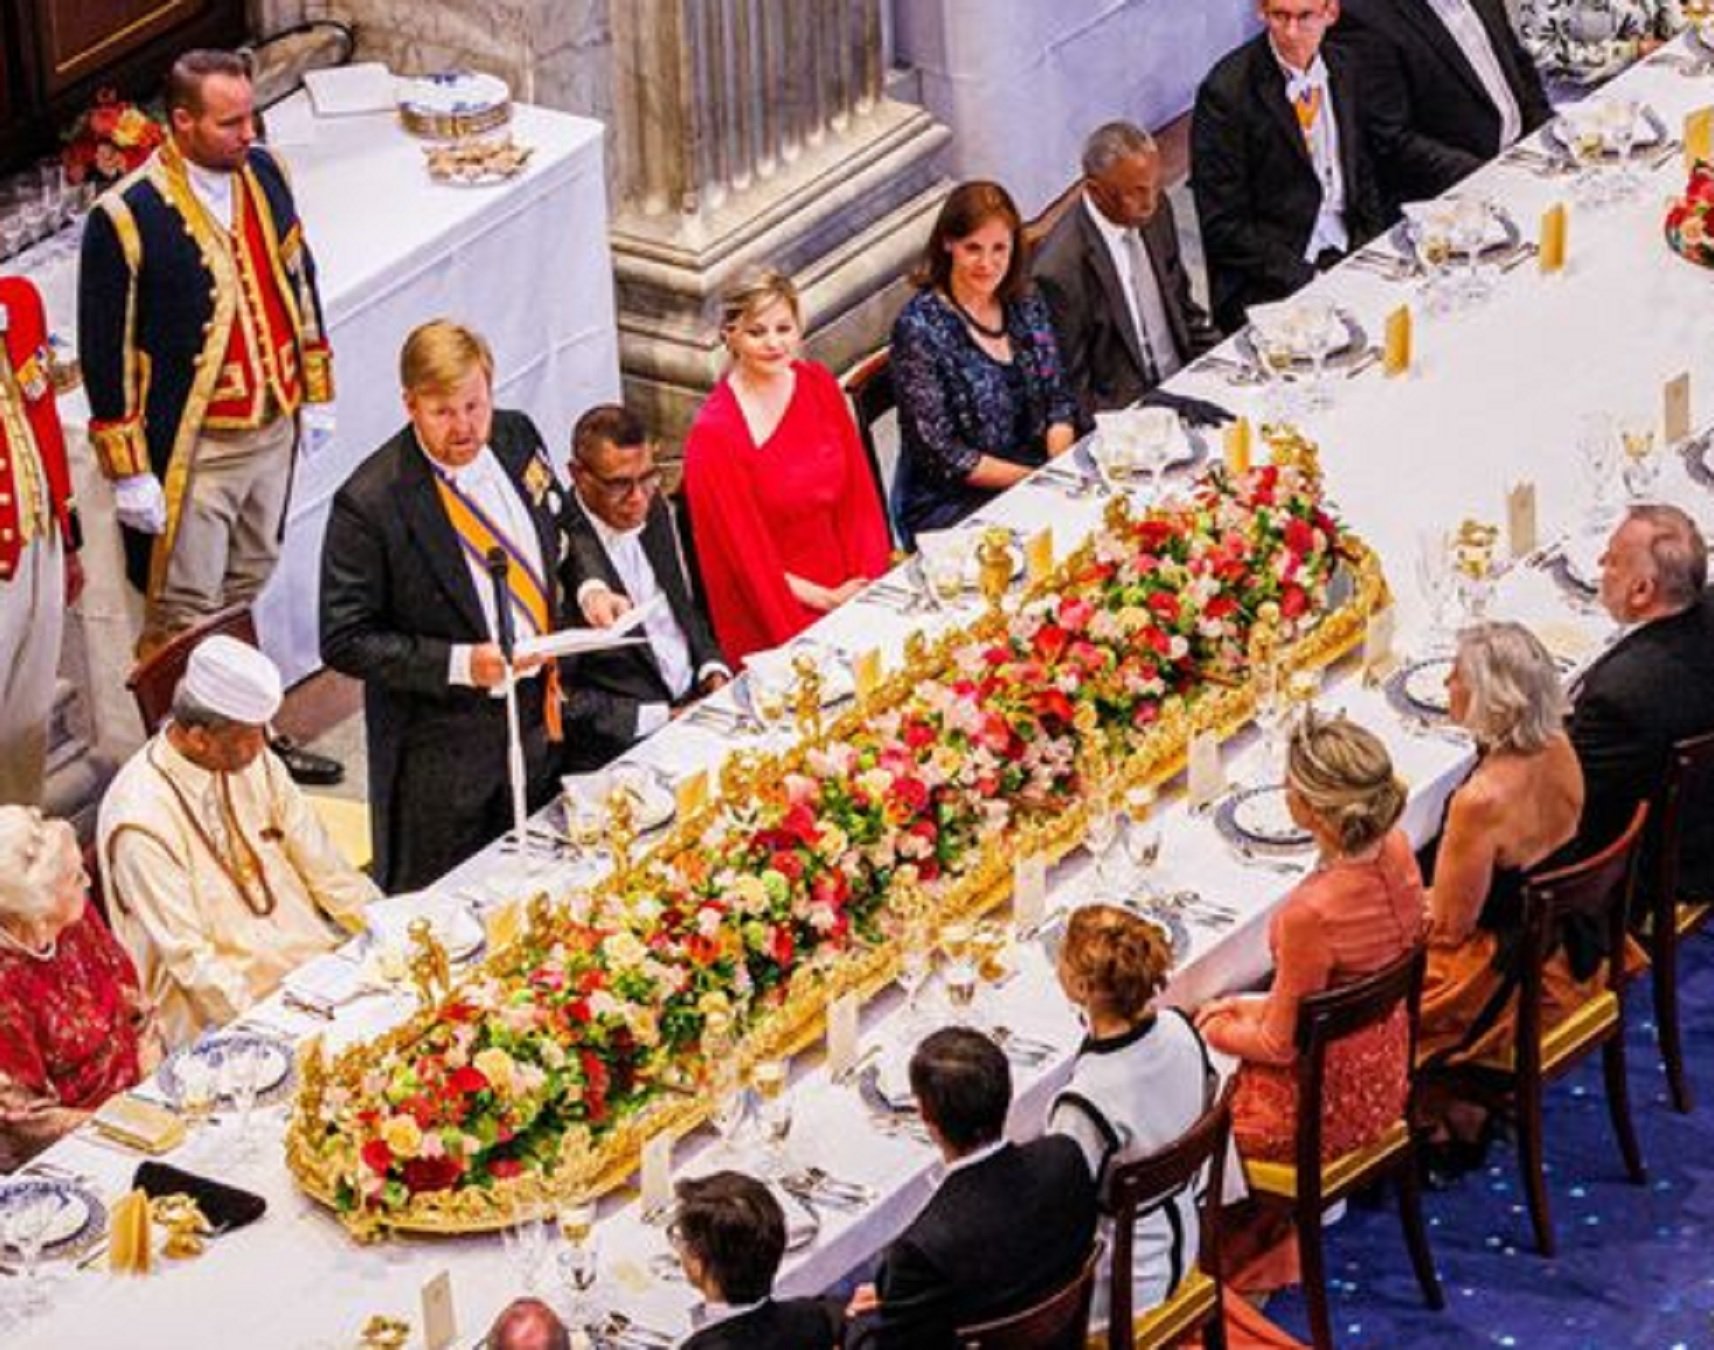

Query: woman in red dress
[[1197, 713, 1426, 1163], [683, 268, 892, 666], [0, 807, 157, 1171]]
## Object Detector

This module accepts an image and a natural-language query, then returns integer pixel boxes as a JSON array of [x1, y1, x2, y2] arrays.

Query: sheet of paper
[[1223, 417, 1252, 476], [827, 992, 861, 1079], [1025, 528, 1054, 585], [1539, 204, 1567, 274], [421, 1271, 457, 1350], [640, 1133, 674, 1215], [1012, 854, 1048, 933], [514, 594, 663, 661], [1383, 306, 1412, 378], [1507, 481, 1538, 560], [1187, 730, 1226, 810], [1362, 606, 1398, 684], [1665, 372, 1692, 446]]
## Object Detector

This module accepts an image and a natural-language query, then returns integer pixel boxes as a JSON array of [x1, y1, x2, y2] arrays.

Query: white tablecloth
[[18, 94, 620, 756], [11, 46, 1714, 1350]]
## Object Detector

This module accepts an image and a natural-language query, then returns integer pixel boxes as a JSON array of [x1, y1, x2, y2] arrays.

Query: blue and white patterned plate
[[158, 1031, 296, 1110], [0, 1176, 108, 1262], [1216, 785, 1314, 853], [1385, 655, 1456, 722]]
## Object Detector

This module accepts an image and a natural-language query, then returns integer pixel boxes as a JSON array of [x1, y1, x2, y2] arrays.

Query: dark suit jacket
[[846, 1137, 1098, 1350], [683, 1297, 843, 1350], [557, 491, 727, 770], [1192, 35, 1385, 333], [319, 411, 567, 891], [1032, 194, 1222, 431], [1569, 593, 1714, 902], [1332, 0, 1552, 208]]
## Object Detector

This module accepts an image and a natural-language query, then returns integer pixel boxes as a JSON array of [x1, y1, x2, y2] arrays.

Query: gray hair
[[1081, 121, 1157, 178], [0, 806, 79, 926], [1454, 621, 1565, 754], [170, 685, 241, 733], [1625, 503, 1707, 610]]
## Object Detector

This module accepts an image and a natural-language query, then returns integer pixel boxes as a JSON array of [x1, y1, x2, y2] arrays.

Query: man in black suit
[[1570, 505, 1714, 899], [560, 405, 729, 770], [672, 1171, 843, 1350], [1333, 0, 1552, 207], [1192, 0, 1385, 333], [320, 320, 567, 891], [846, 1028, 1098, 1349], [1033, 121, 1223, 429]]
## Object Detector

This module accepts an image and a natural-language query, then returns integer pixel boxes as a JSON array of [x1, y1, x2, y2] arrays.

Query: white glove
[[113, 474, 167, 535]]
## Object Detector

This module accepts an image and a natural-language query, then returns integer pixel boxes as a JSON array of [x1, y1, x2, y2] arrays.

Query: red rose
[[402, 1155, 464, 1193], [1034, 623, 1068, 665], [769, 925, 796, 966], [448, 1066, 488, 1096], [1034, 687, 1075, 724], [890, 776, 930, 815], [1147, 591, 1181, 623], [361, 1139, 393, 1175], [487, 1158, 524, 1181], [1283, 516, 1315, 555], [903, 718, 938, 750], [771, 848, 805, 882], [1280, 583, 1309, 619]]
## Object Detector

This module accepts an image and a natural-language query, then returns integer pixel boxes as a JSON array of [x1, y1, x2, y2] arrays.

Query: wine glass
[[501, 1200, 554, 1295], [1258, 330, 1301, 423], [1618, 415, 1660, 500], [1578, 412, 1620, 525], [221, 1042, 263, 1160], [750, 1059, 792, 1175], [1121, 786, 1164, 904], [1448, 197, 1491, 303], [1251, 655, 1289, 782], [176, 1055, 216, 1128], [1604, 98, 1641, 196], [1418, 217, 1455, 314], [1298, 299, 1338, 412], [1083, 789, 1122, 902], [1414, 528, 1456, 649], [3, 1189, 63, 1315], [555, 1202, 601, 1330], [1134, 407, 1177, 499]]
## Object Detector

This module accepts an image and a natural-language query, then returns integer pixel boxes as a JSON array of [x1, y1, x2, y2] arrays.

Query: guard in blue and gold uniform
[[77, 48, 332, 662], [0, 275, 82, 805]]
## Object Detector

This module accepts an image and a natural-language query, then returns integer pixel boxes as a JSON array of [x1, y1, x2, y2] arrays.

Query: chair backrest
[[79, 838, 109, 927], [1515, 802, 1649, 1075], [1657, 730, 1714, 910], [1291, 942, 1428, 1185], [125, 605, 259, 736], [1022, 177, 1084, 254], [841, 346, 898, 546], [955, 1240, 1103, 1350], [1103, 1077, 1236, 1347]]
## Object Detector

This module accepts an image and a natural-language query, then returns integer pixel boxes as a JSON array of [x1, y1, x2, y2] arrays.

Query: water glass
[[1121, 786, 1164, 902], [750, 1059, 793, 1174], [1578, 412, 1619, 523], [1414, 528, 1455, 646], [220, 1042, 263, 1158], [1083, 793, 1121, 900]]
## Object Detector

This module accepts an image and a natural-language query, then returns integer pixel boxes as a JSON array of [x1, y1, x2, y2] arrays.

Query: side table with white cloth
[[8, 40, 1714, 1350], [11, 93, 620, 762]]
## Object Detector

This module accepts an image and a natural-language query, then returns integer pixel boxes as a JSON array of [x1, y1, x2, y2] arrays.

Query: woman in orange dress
[[682, 268, 892, 667], [1416, 622, 1600, 1068], [1197, 713, 1425, 1163]]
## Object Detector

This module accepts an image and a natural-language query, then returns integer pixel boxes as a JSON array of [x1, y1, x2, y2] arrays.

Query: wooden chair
[[957, 1240, 1103, 1350], [1099, 1079, 1237, 1350], [1649, 730, 1714, 1113], [125, 604, 258, 737], [1443, 803, 1650, 1257], [841, 346, 900, 547], [1242, 944, 1443, 1350]]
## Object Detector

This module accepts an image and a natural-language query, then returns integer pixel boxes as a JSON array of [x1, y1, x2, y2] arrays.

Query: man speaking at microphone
[[320, 320, 569, 891]]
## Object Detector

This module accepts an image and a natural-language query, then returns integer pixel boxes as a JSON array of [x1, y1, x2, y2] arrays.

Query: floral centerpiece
[[61, 90, 165, 187], [1665, 158, 1714, 270], [288, 440, 1378, 1237]]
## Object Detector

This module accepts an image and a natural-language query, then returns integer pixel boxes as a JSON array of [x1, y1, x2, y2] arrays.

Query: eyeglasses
[[577, 464, 663, 499]]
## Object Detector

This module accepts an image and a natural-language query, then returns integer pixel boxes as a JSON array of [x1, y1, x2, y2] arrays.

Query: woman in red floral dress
[[1197, 713, 1426, 1162], [0, 807, 158, 1171]]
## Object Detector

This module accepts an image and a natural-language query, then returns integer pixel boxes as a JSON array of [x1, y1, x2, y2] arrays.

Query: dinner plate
[[1218, 785, 1314, 850], [1236, 309, 1369, 373], [158, 1030, 296, 1109], [364, 891, 486, 963], [1086, 413, 1200, 480], [0, 1177, 107, 1261], [1401, 656, 1454, 716], [1544, 103, 1668, 159], [1390, 203, 1521, 262]]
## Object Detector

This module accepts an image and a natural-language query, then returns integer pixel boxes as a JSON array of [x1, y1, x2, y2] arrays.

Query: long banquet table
[[9, 42, 1714, 1350]]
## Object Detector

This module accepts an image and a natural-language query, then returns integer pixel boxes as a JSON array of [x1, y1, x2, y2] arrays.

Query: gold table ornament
[[285, 433, 1391, 1237]]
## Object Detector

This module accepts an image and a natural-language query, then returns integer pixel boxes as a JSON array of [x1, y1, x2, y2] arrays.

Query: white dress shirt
[[1272, 47, 1350, 262], [184, 159, 236, 230], [1425, 0, 1524, 150], [578, 492, 696, 735], [425, 441, 547, 689], [1081, 195, 1182, 383]]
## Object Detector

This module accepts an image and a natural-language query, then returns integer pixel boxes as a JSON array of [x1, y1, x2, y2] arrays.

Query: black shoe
[[270, 734, 344, 786]]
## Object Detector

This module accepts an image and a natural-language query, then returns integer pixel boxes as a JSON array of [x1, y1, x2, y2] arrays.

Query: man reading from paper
[[98, 637, 378, 1048], [320, 320, 569, 891]]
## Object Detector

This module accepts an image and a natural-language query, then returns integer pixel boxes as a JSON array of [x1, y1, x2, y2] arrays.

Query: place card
[[421, 1270, 457, 1350], [1362, 606, 1398, 685], [1223, 416, 1253, 476], [108, 1189, 153, 1275], [853, 648, 882, 702], [1383, 306, 1412, 377], [674, 768, 708, 818], [1012, 853, 1048, 934], [1686, 107, 1712, 174], [1539, 204, 1567, 274], [1664, 372, 1692, 447], [639, 1132, 674, 1217], [1187, 728, 1226, 811], [1506, 481, 1538, 560], [1025, 528, 1054, 585], [483, 898, 522, 952], [827, 991, 861, 1080]]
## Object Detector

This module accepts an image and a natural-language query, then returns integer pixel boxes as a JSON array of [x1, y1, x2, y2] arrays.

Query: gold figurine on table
[[977, 526, 1015, 617], [606, 784, 637, 880], [406, 917, 451, 1008], [792, 650, 825, 742]]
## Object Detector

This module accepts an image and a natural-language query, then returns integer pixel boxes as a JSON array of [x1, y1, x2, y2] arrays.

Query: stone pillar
[[606, 0, 949, 443]]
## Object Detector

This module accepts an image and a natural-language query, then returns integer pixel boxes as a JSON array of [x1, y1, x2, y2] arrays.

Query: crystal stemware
[[1120, 786, 1164, 904], [750, 1059, 793, 1175], [1578, 411, 1620, 525], [1618, 415, 1660, 500], [1083, 790, 1121, 902], [555, 1202, 601, 1330]]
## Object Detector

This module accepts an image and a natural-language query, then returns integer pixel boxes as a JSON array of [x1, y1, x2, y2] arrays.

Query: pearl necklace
[[0, 923, 56, 962]]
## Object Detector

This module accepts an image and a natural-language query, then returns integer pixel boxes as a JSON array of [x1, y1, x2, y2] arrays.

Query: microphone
[[484, 546, 515, 663]]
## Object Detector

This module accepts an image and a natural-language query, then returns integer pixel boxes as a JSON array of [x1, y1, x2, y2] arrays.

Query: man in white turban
[[97, 636, 379, 1046]]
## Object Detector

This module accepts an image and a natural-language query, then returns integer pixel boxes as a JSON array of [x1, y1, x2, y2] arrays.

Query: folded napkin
[[133, 1162, 267, 1234], [91, 1093, 186, 1154], [108, 1188, 153, 1274]]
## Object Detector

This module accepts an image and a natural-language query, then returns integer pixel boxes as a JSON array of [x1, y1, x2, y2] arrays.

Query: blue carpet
[[1265, 935, 1714, 1349]]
